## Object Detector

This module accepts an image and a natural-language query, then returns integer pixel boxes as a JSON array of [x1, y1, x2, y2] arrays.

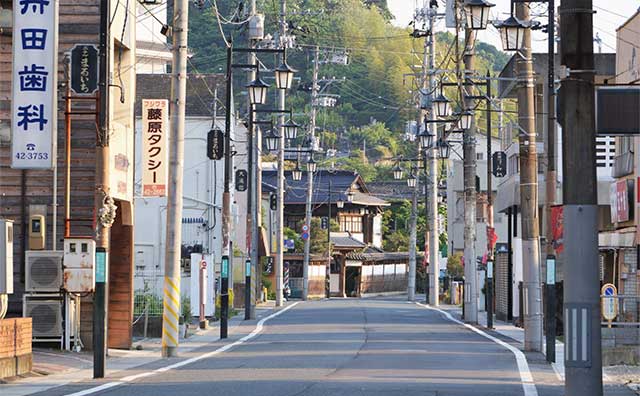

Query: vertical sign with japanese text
[[11, 0, 58, 169], [142, 99, 168, 196]]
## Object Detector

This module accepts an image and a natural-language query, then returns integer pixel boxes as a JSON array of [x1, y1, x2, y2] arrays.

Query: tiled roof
[[367, 181, 417, 201], [135, 73, 225, 117], [330, 235, 367, 249], [262, 169, 388, 207]]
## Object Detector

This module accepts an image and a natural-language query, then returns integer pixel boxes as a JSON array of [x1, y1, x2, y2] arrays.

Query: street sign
[[235, 169, 248, 192], [221, 256, 229, 279], [95, 249, 107, 283], [70, 44, 99, 95], [264, 256, 274, 274], [284, 239, 295, 250], [302, 224, 309, 232], [601, 283, 618, 326], [301, 232, 309, 240], [492, 151, 507, 177], [207, 129, 224, 160], [245, 260, 251, 277], [487, 260, 493, 279], [546, 255, 556, 284]]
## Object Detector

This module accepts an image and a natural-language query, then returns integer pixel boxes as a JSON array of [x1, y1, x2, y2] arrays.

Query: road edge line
[[62, 302, 300, 396], [415, 302, 539, 396]]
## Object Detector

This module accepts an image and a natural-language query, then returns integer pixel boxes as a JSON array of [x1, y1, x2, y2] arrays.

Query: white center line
[[415, 302, 539, 396], [62, 302, 300, 396]]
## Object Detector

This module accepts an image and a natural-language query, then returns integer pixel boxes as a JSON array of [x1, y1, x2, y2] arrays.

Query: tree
[[309, 217, 339, 255], [284, 227, 304, 253], [447, 252, 464, 279], [383, 231, 409, 252]]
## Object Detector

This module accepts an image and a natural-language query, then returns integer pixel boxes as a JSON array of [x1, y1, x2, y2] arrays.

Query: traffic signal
[[270, 193, 277, 211]]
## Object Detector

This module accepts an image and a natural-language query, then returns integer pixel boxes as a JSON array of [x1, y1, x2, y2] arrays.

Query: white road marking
[[415, 302, 539, 396], [62, 302, 300, 396]]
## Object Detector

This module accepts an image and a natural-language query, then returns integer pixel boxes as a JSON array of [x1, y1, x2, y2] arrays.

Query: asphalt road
[[42, 298, 572, 396]]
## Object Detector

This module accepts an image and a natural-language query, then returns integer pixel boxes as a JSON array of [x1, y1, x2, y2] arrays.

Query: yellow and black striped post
[[162, 275, 181, 355]]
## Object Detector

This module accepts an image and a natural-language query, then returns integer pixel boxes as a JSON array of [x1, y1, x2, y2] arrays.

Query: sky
[[387, 0, 640, 53]]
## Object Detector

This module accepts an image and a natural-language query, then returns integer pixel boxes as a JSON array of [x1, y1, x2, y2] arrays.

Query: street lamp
[[419, 129, 435, 150], [346, 190, 354, 203], [437, 139, 451, 159], [393, 164, 404, 180], [336, 200, 345, 209], [407, 171, 417, 188], [292, 162, 303, 181], [274, 58, 297, 90], [246, 73, 269, 105], [307, 156, 317, 173], [433, 92, 450, 118], [495, 15, 527, 51], [464, 0, 495, 30], [459, 109, 474, 130], [265, 130, 280, 152], [282, 118, 300, 140]]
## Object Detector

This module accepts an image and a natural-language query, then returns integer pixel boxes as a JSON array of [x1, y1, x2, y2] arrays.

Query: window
[[339, 215, 363, 233], [476, 152, 484, 161], [508, 154, 519, 175], [285, 215, 304, 232]]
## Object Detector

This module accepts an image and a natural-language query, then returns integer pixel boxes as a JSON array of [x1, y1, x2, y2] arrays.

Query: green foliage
[[383, 231, 409, 252], [447, 253, 464, 279], [180, 295, 192, 324]]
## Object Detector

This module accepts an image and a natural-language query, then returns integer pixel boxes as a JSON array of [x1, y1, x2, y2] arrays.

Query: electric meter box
[[0, 219, 14, 294], [29, 214, 45, 250], [63, 238, 96, 292]]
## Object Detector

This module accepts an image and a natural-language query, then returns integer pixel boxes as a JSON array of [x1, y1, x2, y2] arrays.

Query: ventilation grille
[[26, 251, 63, 292], [25, 300, 62, 337]]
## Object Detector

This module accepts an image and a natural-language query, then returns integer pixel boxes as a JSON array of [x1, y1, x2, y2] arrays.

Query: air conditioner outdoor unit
[[26, 251, 63, 292], [24, 298, 63, 339]]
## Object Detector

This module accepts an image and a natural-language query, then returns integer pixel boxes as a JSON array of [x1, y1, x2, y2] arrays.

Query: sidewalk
[[443, 304, 640, 394], [2, 301, 278, 396]]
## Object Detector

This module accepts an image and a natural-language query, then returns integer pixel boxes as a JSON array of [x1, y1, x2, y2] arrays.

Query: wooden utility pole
[[302, 46, 319, 301], [93, 0, 110, 378], [161, 0, 189, 357], [559, 0, 603, 394], [516, 2, 543, 352]]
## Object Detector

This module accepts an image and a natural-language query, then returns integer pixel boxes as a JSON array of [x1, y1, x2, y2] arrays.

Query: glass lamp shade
[[274, 60, 297, 90], [497, 15, 527, 51], [336, 200, 345, 209], [307, 156, 317, 173], [433, 93, 450, 118], [392, 165, 404, 180], [247, 76, 269, 105], [292, 165, 303, 181], [282, 119, 300, 140], [407, 174, 417, 188], [346, 190, 354, 203], [438, 139, 451, 159], [265, 130, 280, 152], [419, 130, 434, 150], [460, 110, 474, 130], [464, 0, 495, 30]]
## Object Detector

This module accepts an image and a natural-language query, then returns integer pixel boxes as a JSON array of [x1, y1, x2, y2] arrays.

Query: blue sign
[[301, 232, 309, 241], [245, 260, 251, 277], [95, 250, 106, 283], [604, 286, 615, 296], [284, 239, 295, 250]]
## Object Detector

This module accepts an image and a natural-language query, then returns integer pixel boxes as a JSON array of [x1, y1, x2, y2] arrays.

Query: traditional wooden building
[[0, 1, 137, 349]]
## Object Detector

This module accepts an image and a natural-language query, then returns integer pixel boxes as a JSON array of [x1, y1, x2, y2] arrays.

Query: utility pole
[[326, 180, 332, 299], [93, 0, 110, 378], [559, 0, 602, 394], [485, 71, 493, 328], [461, 24, 478, 323], [245, 0, 258, 320], [427, 3, 439, 307], [220, 43, 233, 338], [544, 0, 557, 363], [516, 2, 542, 352], [302, 46, 319, 301], [408, 165, 417, 301], [275, 0, 287, 307], [161, 0, 189, 357]]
